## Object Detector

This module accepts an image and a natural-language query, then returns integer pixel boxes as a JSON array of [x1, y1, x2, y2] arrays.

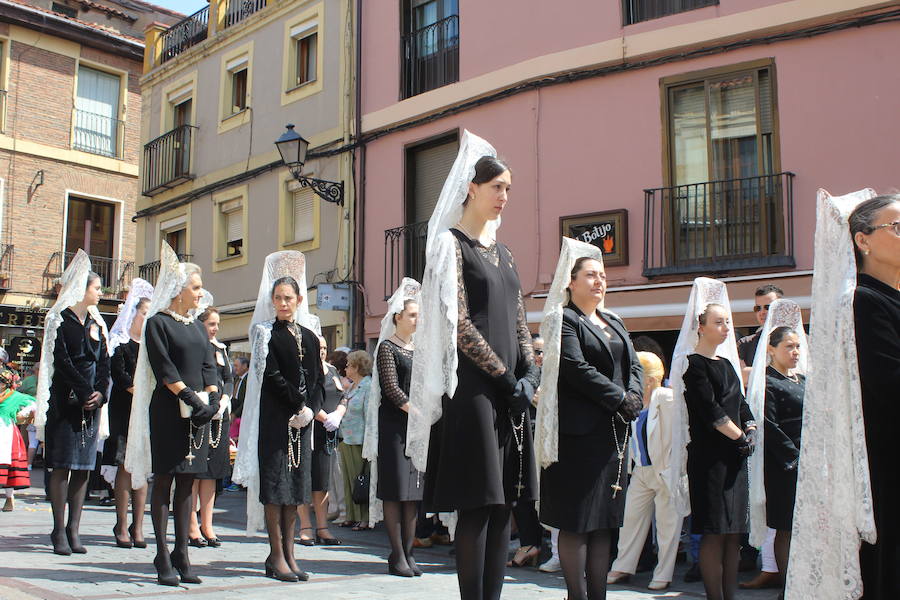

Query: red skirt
[[0, 426, 30, 489]]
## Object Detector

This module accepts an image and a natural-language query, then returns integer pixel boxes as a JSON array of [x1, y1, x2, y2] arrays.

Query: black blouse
[[377, 339, 412, 408], [764, 367, 804, 471], [684, 354, 754, 443], [51, 308, 111, 406], [144, 312, 217, 393]]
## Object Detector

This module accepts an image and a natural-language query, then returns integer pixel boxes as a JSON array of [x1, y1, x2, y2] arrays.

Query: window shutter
[[412, 139, 458, 223], [293, 188, 315, 242], [758, 69, 773, 134], [226, 210, 242, 243]]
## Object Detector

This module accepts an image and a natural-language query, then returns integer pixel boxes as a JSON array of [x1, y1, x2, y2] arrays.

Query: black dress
[[258, 319, 322, 506], [424, 229, 539, 512], [45, 308, 111, 471], [540, 304, 644, 533], [102, 339, 139, 466], [145, 312, 218, 475], [683, 354, 754, 534], [311, 363, 342, 492], [376, 340, 422, 502], [198, 338, 233, 480], [854, 274, 900, 599], [763, 367, 804, 531]]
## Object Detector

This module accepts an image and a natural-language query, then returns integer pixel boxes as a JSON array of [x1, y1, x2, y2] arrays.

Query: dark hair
[[391, 298, 418, 325], [135, 297, 151, 311], [570, 256, 603, 281], [198, 306, 219, 322], [464, 155, 510, 205], [754, 284, 784, 298], [235, 356, 250, 369], [86, 271, 101, 287], [768, 326, 797, 348], [271, 276, 301, 298], [698, 303, 725, 325], [531, 332, 543, 342], [632, 335, 667, 369], [849, 194, 900, 267], [327, 350, 348, 377]]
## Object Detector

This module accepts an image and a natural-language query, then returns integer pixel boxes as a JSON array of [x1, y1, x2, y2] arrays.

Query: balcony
[[643, 172, 795, 278], [142, 125, 196, 196], [138, 254, 194, 284], [159, 5, 208, 63], [401, 15, 459, 99], [43, 252, 134, 298], [384, 220, 427, 300], [623, 0, 718, 25], [72, 109, 124, 158], [225, 0, 268, 28], [0, 244, 13, 290]]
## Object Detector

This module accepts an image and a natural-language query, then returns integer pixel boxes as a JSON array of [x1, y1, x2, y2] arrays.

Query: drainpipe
[[353, 0, 366, 348]]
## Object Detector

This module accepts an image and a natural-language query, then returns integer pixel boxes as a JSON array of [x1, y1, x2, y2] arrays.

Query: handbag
[[351, 461, 370, 505], [179, 391, 209, 418]]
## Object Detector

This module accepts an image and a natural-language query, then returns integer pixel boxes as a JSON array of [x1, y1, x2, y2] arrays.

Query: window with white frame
[[290, 20, 318, 89], [219, 198, 244, 257], [74, 65, 122, 157], [225, 54, 249, 116], [291, 185, 315, 244]]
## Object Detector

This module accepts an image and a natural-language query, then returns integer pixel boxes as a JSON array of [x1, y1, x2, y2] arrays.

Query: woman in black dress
[[104, 294, 150, 549], [762, 326, 804, 584], [43, 269, 111, 555], [375, 291, 422, 576], [683, 303, 756, 600], [539, 256, 643, 600], [256, 276, 321, 582], [848, 195, 900, 598], [187, 306, 232, 548], [297, 335, 342, 546], [422, 154, 540, 600], [143, 264, 220, 586]]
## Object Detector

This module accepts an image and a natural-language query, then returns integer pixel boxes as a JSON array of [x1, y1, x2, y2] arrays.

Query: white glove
[[289, 406, 315, 429], [324, 410, 343, 432]]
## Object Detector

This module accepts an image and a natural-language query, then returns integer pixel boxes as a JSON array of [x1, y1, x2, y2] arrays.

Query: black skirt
[[197, 414, 231, 480], [259, 424, 312, 506], [44, 396, 102, 471], [310, 421, 338, 492], [377, 403, 423, 501], [687, 441, 749, 534], [540, 431, 627, 532]]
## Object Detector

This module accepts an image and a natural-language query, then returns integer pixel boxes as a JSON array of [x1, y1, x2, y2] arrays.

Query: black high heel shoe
[[188, 537, 207, 548], [200, 529, 221, 548], [153, 554, 180, 587], [264, 560, 299, 582], [128, 524, 147, 549], [50, 529, 72, 556], [388, 552, 414, 577], [315, 528, 342, 546], [113, 526, 132, 549], [291, 566, 310, 581], [297, 527, 315, 547], [66, 526, 87, 554], [170, 549, 202, 584], [406, 553, 422, 577]]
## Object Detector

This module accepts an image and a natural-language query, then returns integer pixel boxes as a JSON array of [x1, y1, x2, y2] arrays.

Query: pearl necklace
[[164, 309, 195, 325]]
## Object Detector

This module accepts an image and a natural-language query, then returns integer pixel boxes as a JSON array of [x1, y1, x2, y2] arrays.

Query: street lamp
[[275, 124, 344, 206]]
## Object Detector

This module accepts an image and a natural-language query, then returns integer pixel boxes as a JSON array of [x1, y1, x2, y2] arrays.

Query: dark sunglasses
[[753, 304, 771, 313], [534, 349, 544, 355]]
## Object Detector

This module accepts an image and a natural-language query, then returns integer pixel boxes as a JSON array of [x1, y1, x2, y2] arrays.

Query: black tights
[[48, 468, 89, 547], [558, 528, 613, 600], [774, 529, 791, 593], [455, 505, 511, 600], [150, 473, 194, 567], [264, 504, 299, 574], [699, 533, 741, 600], [383, 500, 418, 569]]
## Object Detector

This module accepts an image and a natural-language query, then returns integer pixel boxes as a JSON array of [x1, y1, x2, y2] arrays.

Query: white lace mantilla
[[784, 189, 876, 600]]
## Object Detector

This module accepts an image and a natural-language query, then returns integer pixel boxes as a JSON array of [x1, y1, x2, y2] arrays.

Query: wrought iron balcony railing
[[384, 220, 428, 300], [142, 125, 196, 196], [138, 254, 194, 284], [43, 252, 134, 298], [160, 5, 209, 63], [623, 0, 718, 25], [643, 172, 795, 278], [401, 15, 459, 99], [0, 244, 13, 290], [72, 109, 124, 158], [225, 0, 268, 28]]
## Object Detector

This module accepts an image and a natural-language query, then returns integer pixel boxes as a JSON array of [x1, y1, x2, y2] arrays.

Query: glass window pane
[[671, 84, 708, 186]]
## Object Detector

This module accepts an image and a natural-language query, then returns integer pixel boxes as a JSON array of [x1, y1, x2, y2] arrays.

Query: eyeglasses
[[753, 304, 771, 313], [868, 221, 900, 236], [534, 349, 543, 355]]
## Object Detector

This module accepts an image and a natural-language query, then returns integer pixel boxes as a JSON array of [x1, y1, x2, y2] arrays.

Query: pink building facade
[[358, 0, 900, 351]]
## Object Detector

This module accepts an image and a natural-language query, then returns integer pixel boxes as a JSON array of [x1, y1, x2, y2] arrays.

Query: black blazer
[[557, 303, 643, 436]]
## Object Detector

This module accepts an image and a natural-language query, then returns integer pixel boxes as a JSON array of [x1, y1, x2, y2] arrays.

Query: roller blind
[[225, 210, 242, 243], [411, 139, 458, 223], [293, 188, 315, 242]]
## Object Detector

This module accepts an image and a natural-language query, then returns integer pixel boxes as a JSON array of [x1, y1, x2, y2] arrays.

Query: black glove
[[617, 391, 643, 421], [178, 388, 215, 427], [744, 427, 757, 447], [493, 369, 518, 397], [732, 432, 754, 457], [509, 378, 535, 414], [207, 390, 221, 415]]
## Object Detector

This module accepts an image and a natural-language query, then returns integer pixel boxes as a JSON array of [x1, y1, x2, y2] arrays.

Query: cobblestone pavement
[[0, 474, 780, 599]]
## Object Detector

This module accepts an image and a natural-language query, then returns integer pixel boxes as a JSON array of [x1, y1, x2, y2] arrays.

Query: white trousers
[[762, 527, 778, 573], [610, 465, 683, 583]]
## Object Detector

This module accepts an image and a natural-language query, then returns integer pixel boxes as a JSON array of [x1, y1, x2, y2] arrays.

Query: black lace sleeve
[[377, 342, 408, 408], [455, 238, 507, 377], [515, 290, 540, 389]]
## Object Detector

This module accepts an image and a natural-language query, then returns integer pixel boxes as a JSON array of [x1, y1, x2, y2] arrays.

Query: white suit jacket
[[628, 387, 674, 482]]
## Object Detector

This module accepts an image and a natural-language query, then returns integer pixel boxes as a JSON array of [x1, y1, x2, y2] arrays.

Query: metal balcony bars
[[44, 252, 134, 297], [72, 109, 124, 158], [159, 5, 209, 63], [142, 124, 196, 196], [138, 254, 193, 284], [623, 0, 718, 25], [401, 14, 459, 99], [642, 172, 795, 277], [384, 220, 428, 299], [225, 0, 268, 28]]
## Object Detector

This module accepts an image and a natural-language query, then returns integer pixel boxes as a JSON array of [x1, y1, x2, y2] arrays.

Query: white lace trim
[[784, 188, 876, 600]]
